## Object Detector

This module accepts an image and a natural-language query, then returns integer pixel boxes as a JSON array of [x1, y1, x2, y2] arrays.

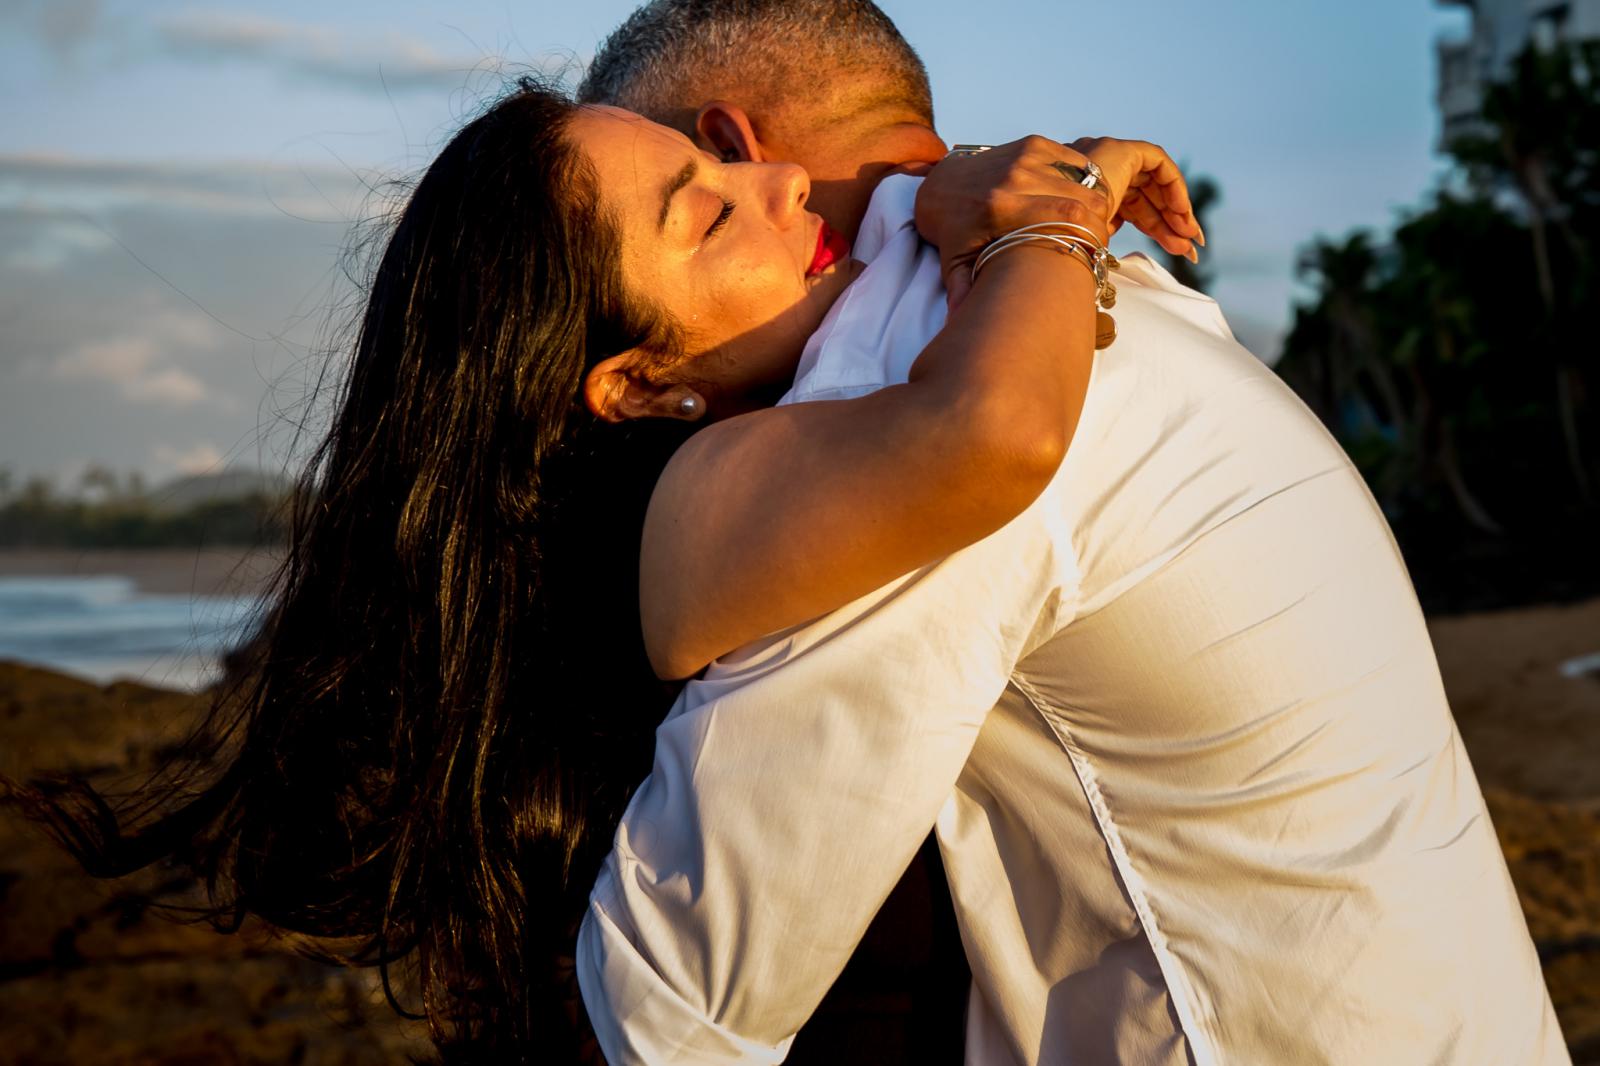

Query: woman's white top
[[578, 176, 1566, 1065]]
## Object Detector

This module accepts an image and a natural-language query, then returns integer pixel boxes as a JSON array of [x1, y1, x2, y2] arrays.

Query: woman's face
[[571, 106, 858, 403]]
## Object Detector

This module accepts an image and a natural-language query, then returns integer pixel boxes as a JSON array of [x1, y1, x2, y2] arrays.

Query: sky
[[0, 0, 1471, 486]]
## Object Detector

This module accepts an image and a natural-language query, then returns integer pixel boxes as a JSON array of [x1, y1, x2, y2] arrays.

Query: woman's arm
[[641, 138, 1192, 679]]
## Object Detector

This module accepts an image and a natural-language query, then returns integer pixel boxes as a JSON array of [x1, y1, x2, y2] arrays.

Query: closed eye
[[705, 198, 735, 240]]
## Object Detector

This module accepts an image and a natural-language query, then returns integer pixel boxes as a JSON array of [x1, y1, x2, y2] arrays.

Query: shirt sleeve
[[576, 482, 1078, 1064]]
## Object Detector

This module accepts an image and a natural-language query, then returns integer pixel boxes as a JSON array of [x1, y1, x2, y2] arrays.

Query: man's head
[[577, 0, 946, 240]]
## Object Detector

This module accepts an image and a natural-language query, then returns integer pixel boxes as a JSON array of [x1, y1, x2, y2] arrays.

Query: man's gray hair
[[577, 0, 932, 134]]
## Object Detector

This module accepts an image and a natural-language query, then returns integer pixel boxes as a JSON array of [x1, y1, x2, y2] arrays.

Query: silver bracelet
[[1002, 223, 1120, 308], [973, 222, 1104, 274], [973, 232, 1098, 277], [999, 221, 1107, 247], [971, 223, 1119, 311]]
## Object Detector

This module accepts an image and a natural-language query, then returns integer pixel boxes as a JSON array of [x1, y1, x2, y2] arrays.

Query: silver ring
[[1050, 159, 1108, 195], [948, 143, 993, 157], [1049, 159, 1106, 191]]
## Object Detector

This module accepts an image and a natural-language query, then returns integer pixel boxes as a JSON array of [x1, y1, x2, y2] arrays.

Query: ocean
[[0, 574, 262, 690]]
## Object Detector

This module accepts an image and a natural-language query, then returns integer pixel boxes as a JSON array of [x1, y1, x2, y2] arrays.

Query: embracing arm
[[642, 136, 1199, 680], [582, 467, 1075, 1062], [642, 136, 1110, 679], [643, 229, 1094, 678]]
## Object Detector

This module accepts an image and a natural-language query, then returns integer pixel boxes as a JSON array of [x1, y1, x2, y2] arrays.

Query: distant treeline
[[1276, 41, 1600, 612], [0, 470, 289, 549]]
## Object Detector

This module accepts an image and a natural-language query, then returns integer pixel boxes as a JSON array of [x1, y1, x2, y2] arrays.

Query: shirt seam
[[1009, 672, 1222, 1066]]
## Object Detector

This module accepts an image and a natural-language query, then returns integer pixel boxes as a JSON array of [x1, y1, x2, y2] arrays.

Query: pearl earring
[[677, 392, 706, 420]]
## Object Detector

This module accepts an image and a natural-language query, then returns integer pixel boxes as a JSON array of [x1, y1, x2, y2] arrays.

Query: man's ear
[[695, 101, 764, 163], [584, 354, 704, 423]]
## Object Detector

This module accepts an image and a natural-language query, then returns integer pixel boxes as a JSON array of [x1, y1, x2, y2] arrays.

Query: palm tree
[[1294, 233, 1411, 444], [1384, 195, 1528, 534], [1449, 42, 1598, 502], [1279, 193, 1549, 535]]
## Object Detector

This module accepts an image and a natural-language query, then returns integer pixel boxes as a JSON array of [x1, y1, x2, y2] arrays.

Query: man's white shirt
[[577, 176, 1565, 1065]]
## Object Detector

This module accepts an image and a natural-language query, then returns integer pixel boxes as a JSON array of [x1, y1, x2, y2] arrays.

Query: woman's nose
[[764, 162, 810, 225]]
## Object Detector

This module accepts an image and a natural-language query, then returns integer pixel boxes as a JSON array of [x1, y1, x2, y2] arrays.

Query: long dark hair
[[17, 79, 696, 1061]]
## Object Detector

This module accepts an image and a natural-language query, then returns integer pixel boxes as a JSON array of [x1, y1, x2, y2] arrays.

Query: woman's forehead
[[569, 105, 708, 274], [571, 107, 703, 224], [573, 105, 696, 160]]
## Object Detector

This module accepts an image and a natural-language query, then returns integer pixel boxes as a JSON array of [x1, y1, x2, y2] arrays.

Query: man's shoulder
[[850, 174, 922, 263]]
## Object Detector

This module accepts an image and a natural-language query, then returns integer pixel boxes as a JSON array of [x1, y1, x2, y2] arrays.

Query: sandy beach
[[0, 547, 1597, 1062], [1431, 597, 1600, 803]]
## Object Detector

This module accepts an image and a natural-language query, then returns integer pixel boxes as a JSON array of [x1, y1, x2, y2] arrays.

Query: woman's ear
[[584, 355, 706, 423], [695, 101, 764, 163], [584, 353, 652, 422]]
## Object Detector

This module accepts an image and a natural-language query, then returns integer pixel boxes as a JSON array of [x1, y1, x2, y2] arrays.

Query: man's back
[[945, 255, 1563, 1063]]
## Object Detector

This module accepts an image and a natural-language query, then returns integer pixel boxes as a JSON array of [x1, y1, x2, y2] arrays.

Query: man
[[574, 3, 1566, 1064], [578, 0, 947, 246]]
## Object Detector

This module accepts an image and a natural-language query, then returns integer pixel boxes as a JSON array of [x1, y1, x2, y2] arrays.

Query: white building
[[1437, 0, 1600, 142]]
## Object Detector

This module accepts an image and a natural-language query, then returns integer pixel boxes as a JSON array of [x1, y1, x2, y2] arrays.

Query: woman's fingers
[[1118, 189, 1198, 260], [1008, 136, 1109, 207], [1128, 165, 1201, 244], [1123, 179, 1195, 248], [926, 134, 1209, 272], [1069, 137, 1204, 252], [921, 131, 1215, 301], [1128, 150, 1197, 234]]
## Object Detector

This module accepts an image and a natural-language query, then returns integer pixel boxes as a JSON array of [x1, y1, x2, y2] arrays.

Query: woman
[[20, 80, 1197, 1061]]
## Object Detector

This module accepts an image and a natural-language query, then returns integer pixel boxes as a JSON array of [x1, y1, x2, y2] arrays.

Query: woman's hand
[[1065, 136, 1203, 259], [913, 135, 1113, 310], [916, 134, 1205, 308]]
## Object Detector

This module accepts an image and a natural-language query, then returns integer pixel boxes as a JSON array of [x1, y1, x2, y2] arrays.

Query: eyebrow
[[658, 159, 698, 232]]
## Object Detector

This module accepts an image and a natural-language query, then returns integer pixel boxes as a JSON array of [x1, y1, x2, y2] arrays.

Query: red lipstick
[[806, 221, 850, 277]]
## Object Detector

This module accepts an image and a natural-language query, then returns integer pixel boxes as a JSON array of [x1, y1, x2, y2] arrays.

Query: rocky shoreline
[[0, 662, 430, 1065]]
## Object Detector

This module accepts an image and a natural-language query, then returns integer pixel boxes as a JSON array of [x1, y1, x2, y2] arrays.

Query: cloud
[[54, 337, 210, 406], [0, 210, 115, 272], [0, 153, 380, 222], [156, 9, 491, 93], [3, 4, 505, 94], [0, 170, 350, 484], [153, 441, 225, 475], [39, 0, 101, 52], [133, 366, 211, 404], [47, 307, 225, 408], [0, 0, 102, 57]]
